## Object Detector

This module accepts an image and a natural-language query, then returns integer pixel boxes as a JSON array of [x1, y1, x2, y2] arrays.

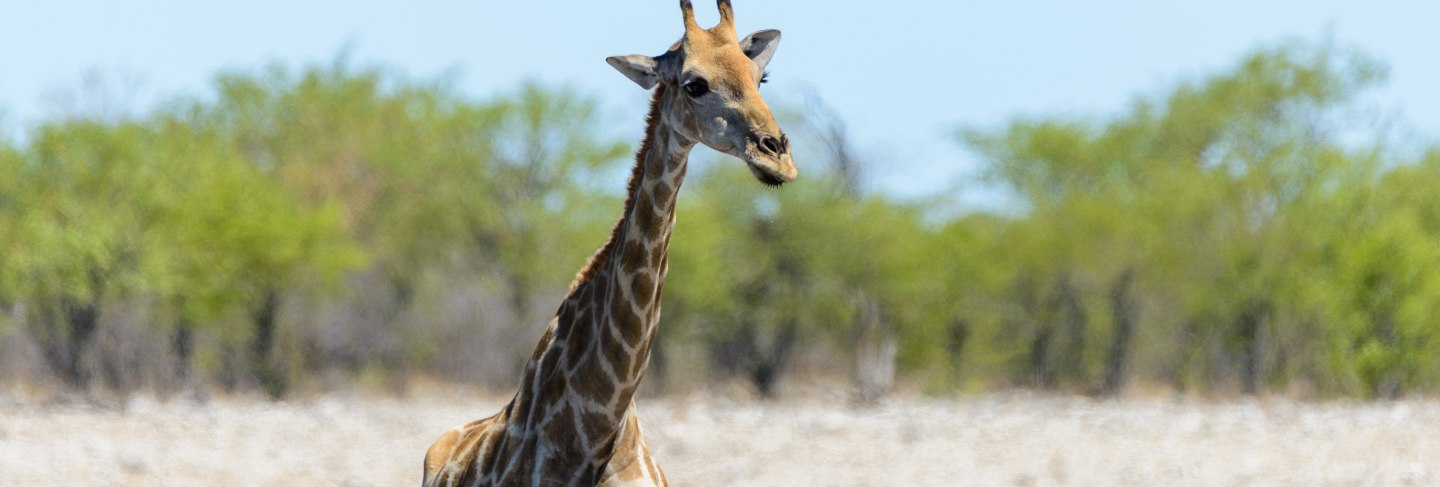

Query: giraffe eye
[[760, 71, 770, 85], [683, 78, 709, 98]]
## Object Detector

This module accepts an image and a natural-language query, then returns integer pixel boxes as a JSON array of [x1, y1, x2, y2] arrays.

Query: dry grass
[[1, 387, 1436, 486]]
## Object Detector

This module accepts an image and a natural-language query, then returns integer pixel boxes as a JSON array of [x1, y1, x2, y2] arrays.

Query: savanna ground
[[2, 383, 1436, 486]]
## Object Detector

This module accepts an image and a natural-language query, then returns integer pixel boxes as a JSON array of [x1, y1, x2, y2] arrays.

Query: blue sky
[[2, 1, 1436, 203]]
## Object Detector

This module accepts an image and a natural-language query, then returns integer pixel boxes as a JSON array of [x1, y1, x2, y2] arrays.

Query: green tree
[[1300, 150, 1440, 397], [0, 136, 24, 333], [469, 82, 631, 324], [960, 40, 1401, 396], [667, 158, 928, 398], [3, 120, 158, 388], [142, 119, 363, 396], [190, 60, 629, 387]]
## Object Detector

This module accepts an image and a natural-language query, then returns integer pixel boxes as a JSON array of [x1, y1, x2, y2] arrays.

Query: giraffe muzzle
[[743, 134, 797, 187]]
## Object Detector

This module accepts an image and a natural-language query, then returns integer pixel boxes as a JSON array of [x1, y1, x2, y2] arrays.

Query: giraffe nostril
[[758, 135, 783, 156]]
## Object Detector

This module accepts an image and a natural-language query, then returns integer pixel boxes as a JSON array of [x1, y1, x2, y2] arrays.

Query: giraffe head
[[607, 0, 797, 186]]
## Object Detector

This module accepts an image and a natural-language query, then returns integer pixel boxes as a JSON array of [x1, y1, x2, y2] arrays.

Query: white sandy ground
[[1, 389, 1437, 486]]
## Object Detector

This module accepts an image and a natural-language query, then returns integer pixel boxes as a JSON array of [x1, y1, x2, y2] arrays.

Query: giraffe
[[422, 1, 795, 486]]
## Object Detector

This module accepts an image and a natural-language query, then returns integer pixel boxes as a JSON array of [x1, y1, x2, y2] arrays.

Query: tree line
[[1, 41, 1436, 400]]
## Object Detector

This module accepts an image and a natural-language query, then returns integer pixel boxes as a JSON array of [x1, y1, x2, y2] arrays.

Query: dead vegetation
[[2, 387, 1434, 486]]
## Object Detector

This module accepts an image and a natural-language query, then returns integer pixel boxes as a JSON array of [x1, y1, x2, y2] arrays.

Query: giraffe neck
[[496, 86, 692, 482], [580, 84, 693, 402]]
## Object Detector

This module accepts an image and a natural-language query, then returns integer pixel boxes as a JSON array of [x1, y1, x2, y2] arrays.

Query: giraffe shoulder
[[422, 414, 505, 487], [421, 427, 460, 486]]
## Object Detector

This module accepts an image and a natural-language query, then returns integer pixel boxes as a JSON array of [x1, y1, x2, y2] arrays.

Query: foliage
[[1, 40, 1437, 400], [953, 41, 1437, 397]]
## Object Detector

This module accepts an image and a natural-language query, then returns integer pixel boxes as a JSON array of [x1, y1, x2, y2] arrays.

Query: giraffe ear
[[606, 55, 659, 90], [739, 29, 782, 70]]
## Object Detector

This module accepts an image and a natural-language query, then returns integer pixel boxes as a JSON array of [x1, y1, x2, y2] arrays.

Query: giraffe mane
[[568, 84, 668, 292]]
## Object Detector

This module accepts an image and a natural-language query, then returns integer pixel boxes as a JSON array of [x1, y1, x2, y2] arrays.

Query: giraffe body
[[424, 3, 794, 485], [424, 402, 665, 487]]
